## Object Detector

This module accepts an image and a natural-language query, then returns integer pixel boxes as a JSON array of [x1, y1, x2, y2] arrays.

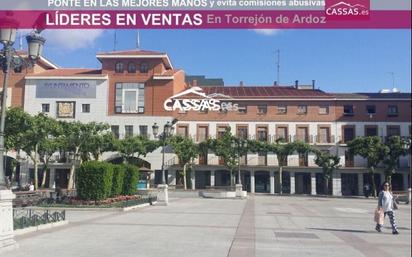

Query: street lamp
[[152, 119, 178, 184], [0, 27, 46, 189], [233, 138, 247, 189], [152, 119, 178, 205]]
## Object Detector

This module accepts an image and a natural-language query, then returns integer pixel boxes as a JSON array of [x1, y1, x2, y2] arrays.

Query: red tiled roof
[[96, 49, 165, 56], [197, 86, 333, 99], [26, 68, 104, 77]]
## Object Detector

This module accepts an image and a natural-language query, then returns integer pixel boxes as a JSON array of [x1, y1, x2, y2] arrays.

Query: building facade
[[1, 49, 411, 196]]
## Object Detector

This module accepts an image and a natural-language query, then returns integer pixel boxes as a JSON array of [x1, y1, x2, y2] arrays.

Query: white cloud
[[253, 29, 281, 36], [43, 29, 105, 51]]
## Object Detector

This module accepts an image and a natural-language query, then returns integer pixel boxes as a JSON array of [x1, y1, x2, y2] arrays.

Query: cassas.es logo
[[325, 0, 370, 19]]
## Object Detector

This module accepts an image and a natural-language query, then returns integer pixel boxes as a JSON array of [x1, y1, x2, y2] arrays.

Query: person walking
[[375, 181, 399, 234]]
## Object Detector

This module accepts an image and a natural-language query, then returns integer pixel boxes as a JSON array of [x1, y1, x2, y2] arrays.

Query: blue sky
[[33, 29, 411, 93]]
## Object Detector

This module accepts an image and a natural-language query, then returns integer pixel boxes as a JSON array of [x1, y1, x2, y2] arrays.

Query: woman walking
[[375, 181, 399, 234]]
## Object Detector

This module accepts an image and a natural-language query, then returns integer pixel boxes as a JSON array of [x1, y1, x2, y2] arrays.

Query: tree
[[348, 136, 386, 197], [169, 136, 199, 190], [38, 137, 62, 188], [20, 113, 60, 190], [115, 135, 158, 164], [382, 136, 410, 184], [314, 150, 341, 195], [82, 131, 116, 161], [208, 128, 248, 186], [270, 140, 296, 194], [5, 107, 31, 152], [60, 121, 109, 190]]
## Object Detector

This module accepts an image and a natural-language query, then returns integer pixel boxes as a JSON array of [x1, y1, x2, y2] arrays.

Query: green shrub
[[122, 164, 139, 195], [111, 164, 125, 197], [76, 161, 113, 201]]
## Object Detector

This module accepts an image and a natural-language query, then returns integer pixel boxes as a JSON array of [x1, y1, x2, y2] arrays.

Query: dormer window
[[140, 62, 149, 73], [127, 62, 136, 73], [115, 62, 124, 73]]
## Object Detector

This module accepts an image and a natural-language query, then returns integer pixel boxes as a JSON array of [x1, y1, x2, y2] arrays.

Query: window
[[343, 126, 355, 143], [318, 127, 330, 143], [139, 125, 148, 137], [343, 105, 354, 116], [81, 104, 90, 113], [238, 104, 247, 114], [197, 126, 209, 142], [177, 125, 189, 137], [257, 105, 267, 115], [299, 152, 308, 167], [115, 62, 124, 73], [387, 126, 400, 137], [365, 126, 378, 137], [125, 125, 134, 138], [41, 104, 50, 113], [296, 126, 309, 143], [198, 152, 208, 165], [366, 105, 376, 114], [277, 105, 287, 114], [217, 126, 227, 139], [140, 62, 149, 73], [115, 83, 145, 113], [297, 105, 307, 114], [257, 127, 268, 142], [319, 106, 329, 115], [127, 62, 136, 73], [345, 150, 354, 167], [111, 125, 120, 139], [276, 126, 288, 142], [237, 126, 248, 139], [388, 105, 399, 116]]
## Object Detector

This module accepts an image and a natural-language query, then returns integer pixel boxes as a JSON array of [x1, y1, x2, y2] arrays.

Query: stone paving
[[3, 195, 411, 257]]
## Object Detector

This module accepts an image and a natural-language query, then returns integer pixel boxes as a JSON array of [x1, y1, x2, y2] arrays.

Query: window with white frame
[[115, 83, 145, 113]]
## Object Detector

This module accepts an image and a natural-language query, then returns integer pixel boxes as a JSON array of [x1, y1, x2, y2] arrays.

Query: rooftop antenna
[[276, 49, 280, 85], [136, 30, 141, 49], [113, 30, 117, 51]]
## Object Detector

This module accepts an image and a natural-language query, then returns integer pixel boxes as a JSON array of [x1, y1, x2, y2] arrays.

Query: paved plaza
[[3, 195, 411, 257]]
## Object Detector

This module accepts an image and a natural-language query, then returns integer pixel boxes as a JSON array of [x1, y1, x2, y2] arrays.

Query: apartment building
[[1, 49, 411, 196]]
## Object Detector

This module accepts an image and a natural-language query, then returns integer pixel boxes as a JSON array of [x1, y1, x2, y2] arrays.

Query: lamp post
[[232, 138, 247, 196], [0, 23, 46, 252], [0, 29, 46, 189], [152, 119, 178, 205]]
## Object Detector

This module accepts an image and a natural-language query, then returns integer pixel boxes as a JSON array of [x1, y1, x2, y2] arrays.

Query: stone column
[[290, 172, 295, 194], [157, 184, 168, 206], [270, 170, 275, 195], [0, 190, 18, 252], [311, 172, 317, 195], [250, 170, 255, 194], [402, 172, 409, 191], [191, 169, 196, 190], [210, 170, 215, 187], [332, 172, 342, 196], [358, 173, 364, 196]]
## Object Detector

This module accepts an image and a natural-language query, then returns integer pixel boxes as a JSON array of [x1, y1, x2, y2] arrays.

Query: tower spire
[[136, 30, 141, 49]]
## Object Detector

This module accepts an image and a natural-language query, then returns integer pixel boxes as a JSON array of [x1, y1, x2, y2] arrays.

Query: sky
[[19, 29, 411, 93]]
